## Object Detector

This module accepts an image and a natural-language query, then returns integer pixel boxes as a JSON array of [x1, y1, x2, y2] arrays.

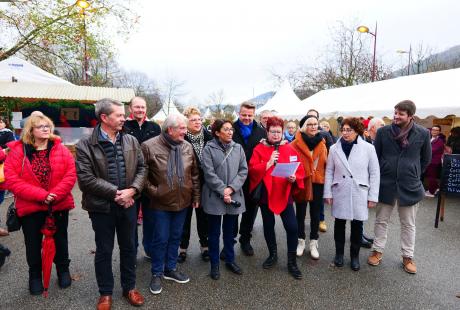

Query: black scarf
[[340, 137, 357, 159], [186, 129, 205, 162], [162, 133, 185, 189], [301, 132, 323, 150]]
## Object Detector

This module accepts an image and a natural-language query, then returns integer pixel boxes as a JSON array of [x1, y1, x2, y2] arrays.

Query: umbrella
[[41, 204, 56, 298]]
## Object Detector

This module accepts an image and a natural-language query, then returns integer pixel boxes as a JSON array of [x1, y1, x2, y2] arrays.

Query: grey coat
[[374, 123, 431, 206], [201, 139, 248, 215], [324, 137, 380, 221]]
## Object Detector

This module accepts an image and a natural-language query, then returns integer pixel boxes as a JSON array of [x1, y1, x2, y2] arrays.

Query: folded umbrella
[[41, 204, 56, 298]]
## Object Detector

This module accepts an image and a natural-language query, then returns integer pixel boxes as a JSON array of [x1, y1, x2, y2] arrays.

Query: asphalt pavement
[[0, 187, 459, 310]]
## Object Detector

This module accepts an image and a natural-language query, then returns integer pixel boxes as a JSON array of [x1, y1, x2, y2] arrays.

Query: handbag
[[6, 145, 26, 232]]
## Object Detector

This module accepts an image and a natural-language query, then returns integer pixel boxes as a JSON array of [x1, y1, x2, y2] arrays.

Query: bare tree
[[160, 77, 187, 113]]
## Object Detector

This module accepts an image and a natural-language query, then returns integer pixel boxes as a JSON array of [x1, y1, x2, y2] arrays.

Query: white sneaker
[[296, 239, 305, 256], [425, 191, 435, 198], [309, 239, 319, 260]]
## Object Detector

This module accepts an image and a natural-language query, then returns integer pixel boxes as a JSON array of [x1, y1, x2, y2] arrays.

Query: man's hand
[[324, 198, 333, 205], [115, 188, 136, 206], [368, 201, 377, 208], [192, 202, 200, 209]]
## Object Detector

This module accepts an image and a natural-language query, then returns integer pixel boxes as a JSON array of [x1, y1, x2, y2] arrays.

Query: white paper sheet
[[271, 162, 300, 178]]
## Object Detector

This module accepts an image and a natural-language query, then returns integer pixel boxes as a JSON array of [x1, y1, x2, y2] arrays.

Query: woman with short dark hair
[[323, 117, 380, 271]]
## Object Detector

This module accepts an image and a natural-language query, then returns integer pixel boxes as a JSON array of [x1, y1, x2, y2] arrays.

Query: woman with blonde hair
[[4, 112, 76, 295], [176, 106, 212, 263]]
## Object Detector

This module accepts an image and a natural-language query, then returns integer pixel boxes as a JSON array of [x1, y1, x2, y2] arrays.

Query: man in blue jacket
[[368, 100, 431, 274]]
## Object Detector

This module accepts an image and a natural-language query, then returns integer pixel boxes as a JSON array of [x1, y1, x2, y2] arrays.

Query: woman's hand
[[44, 193, 57, 205], [368, 201, 377, 208], [287, 175, 296, 183], [266, 150, 279, 170], [223, 187, 234, 196], [324, 198, 333, 205]]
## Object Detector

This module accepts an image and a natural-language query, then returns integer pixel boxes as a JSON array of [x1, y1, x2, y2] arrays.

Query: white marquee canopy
[[256, 81, 303, 119]]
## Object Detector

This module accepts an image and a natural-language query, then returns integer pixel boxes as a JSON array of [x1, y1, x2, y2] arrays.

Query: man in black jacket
[[123, 96, 161, 259], [76, 98, 147, 309], [232, 102, 266, 255], [368, 100, 431, 274]]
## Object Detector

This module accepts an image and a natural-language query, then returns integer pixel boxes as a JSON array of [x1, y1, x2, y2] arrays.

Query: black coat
[[123, 119, 161, 144], [374, 123, 431, 207], [232, 120, 267, 164], [0, 129, 15, 149]]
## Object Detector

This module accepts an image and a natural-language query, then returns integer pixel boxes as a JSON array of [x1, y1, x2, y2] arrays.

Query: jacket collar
[[335, 136, 365, 174], [90, 124, 123, 146]]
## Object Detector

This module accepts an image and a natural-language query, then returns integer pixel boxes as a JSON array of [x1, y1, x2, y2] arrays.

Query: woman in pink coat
[[5, 113, 76, 295]]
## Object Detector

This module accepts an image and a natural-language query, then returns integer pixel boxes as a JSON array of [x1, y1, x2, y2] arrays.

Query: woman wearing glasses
[[4, 112, 76, 294], [201, 119, 247, 280], [323, 117, 380, 271], [177, 107, 213, 263], [249, 116, 305, 279], [291, 115, 328, 260]]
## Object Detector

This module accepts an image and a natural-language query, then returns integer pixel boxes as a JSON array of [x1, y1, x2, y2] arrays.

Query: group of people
[[0, 97, 439, 310]]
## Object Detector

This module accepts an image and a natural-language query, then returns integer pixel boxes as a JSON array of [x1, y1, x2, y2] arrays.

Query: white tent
[[152, 100, 181, 121], [203, 107, 212, 119], [0, 56, 73, 85], [301, 68, 460, 119], [256, 81, 303, 120]]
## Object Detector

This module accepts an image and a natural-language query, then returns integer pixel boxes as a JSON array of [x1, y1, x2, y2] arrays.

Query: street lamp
[[357, 22, 377, 82], [397, 45, 412, 76], [76, 0, 90, 85]]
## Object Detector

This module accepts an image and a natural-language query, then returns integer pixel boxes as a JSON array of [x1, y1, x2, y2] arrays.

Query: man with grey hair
[[259, 110, 273, 129], [76, 98, 147, 309], [141, 113, 200, 295], [367, 117, 385, 143]]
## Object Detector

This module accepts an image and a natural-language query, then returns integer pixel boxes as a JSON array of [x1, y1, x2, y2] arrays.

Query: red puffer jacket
[[4, 139, 76, 217]]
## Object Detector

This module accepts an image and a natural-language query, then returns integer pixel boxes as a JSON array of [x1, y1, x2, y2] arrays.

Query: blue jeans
[[208, 214, 238, 266], [150, 208, 188, 276]]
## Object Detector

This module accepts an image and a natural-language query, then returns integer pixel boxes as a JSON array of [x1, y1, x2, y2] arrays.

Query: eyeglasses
[[34, 125, 51, 131], [189, 118, 202, 123], [341, 128, 354, 133], [269, 130, 282, 135], [306, 123, 318, 128], [221, 128, 234, 133]]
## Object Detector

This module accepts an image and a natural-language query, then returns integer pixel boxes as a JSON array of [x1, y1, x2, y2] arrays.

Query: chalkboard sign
[[440, 154, 460, 196]]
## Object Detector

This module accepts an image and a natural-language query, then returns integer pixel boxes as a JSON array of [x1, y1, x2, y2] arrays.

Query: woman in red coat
[[249, 116, 305, 279], [4, 113, 76, 295]]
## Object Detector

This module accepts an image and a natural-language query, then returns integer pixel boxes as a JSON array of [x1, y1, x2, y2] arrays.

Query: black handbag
[[6, 201, 21, 232], [6, 145, 26, 232], [250, 182, 264, 204]]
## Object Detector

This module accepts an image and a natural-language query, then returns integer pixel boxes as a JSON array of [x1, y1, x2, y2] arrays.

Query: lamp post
[[76, 0, 90, 85], [357, 22, 377, 82], [397, 45, 412, 76]]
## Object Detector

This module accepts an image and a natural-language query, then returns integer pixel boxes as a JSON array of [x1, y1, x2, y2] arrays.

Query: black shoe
[[149, 275, 162, 295], [361, 237, 372, 249], [351, 256, 360, 271], [225, 262, 243, 275], [334, 254, 344, 267], [262, 247, 278, 269], [210, 265, 220, 280], [177, 251, 187, 263], [0, 244, 11, 269], [363, 235, 374, 244], [220, 249, 225, 261], [163, 269, 190, 283], [29, 277, 44, 295], [287, 252, 302, 280], [201, 249, 210, 262], [57, 270, 72, 288], [240, 242, 254, 256]]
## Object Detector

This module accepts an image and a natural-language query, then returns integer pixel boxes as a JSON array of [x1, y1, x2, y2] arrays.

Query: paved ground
[[0, 187, 459, 310]]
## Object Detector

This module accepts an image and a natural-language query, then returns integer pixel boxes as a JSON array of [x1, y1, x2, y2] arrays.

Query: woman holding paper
[[323, 117, 380, 271], [249, 116, 305, 279], [290, 115, 328, 260]]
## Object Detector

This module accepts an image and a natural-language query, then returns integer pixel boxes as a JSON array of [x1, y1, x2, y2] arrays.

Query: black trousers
[[334, 219, 363, 257], [21, 210, 70, 276], [295, 184, 323, 240], [238, 185, 259, 244], [89, 204, 137, 296], [260, 204, 298, 253], [180, 206, 209, 249]]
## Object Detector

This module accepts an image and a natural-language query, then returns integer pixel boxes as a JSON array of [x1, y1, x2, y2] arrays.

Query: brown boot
[[367, 251, 383, 266], [402, 257, 417, 274]]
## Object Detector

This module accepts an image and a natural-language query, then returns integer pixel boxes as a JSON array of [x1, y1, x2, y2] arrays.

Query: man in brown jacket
[[76, 98, 146, 310], [141, 113, 200, 295]]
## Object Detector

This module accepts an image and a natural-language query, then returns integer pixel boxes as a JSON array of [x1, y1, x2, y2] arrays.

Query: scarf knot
[[391, 120, 414, 149]]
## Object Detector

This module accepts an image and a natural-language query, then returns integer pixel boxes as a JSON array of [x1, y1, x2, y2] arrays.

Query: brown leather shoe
[[0, 228, 9, 237], [97, 295, 112, 310], [367, 251, 383, 266], [402, 257, 417, 274], [123, 289, 144, 307]]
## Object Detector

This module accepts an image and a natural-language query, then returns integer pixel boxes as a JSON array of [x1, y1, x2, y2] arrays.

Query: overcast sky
[[117, 0, 460, 106]]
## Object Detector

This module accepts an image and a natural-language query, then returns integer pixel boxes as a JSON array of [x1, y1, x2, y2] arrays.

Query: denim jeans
[[208, 214, 238, 266], [150, 208, 188, 276], [89, 204, 137, 296]]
